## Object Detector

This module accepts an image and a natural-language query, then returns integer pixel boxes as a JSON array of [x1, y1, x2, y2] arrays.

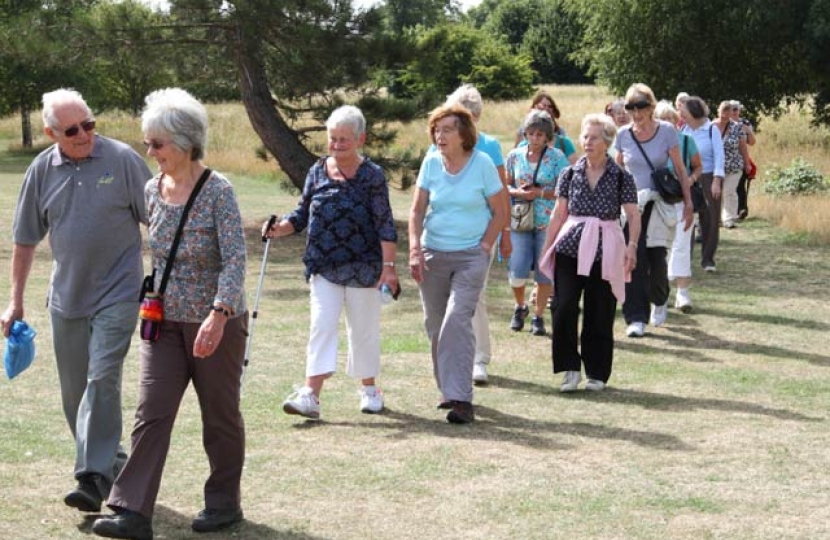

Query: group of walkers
[[1, 82, 755, 539]]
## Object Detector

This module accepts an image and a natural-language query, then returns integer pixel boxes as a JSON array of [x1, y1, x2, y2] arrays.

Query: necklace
[[333, 156, 363, 180]]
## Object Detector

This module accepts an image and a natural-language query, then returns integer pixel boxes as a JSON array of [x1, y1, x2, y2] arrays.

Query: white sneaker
[[650, 303, 668, 327], [675, 289, 693, 313], [560, 370, 582, 393], [473, 363, 488, 385], [704, 265, 717, 273], [626, 322, 645, 337], [359, 386, 384, 414], [585, 379, 606, 392], [282, 386, 320, 419]]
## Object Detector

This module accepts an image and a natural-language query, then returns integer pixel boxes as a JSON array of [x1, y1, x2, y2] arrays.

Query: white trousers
[[306, 275, 381, 379], [472, 248, 497, 365], [668, 202, 693, 280], [721, 171, 742, 226]]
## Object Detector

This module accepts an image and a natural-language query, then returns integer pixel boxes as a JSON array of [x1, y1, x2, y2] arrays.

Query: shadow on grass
[[486, 375, 820, 423], [695, 306, 830, 332], [299, 404, 693, 452], [78, 505, 329, 539]]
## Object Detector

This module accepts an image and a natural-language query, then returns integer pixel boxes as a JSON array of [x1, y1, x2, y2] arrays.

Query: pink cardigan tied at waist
[[539, 215, 629, 303]]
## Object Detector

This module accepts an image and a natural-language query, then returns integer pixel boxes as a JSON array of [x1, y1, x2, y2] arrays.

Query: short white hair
[[654, 100, 679, 124], [581, 113, 617, 146], [42, 89, 92, 130], [142, 88, 208, 161], [445, 84, 483, 119], [326, 105, 365, 137]]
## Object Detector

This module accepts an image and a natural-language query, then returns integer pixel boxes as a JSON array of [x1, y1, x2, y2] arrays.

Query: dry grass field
[[0, 85, 829, 540]]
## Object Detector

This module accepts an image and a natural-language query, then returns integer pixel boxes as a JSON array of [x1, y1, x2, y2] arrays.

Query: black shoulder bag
[[631, 129, 684, 204], [510, 146, 547, 232], [139, 168, 212, 342]]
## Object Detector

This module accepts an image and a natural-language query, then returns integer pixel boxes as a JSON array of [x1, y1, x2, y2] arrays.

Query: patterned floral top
[[505, 145, 570, 229], [146, 170, 247, 322], [720, 120, 746, 173], [555, 156, 637, 261], [286, 157, 397, 288]]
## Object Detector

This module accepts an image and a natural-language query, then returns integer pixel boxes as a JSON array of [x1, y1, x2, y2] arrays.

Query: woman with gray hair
[[505, 110, 570, 336], [264, 105, 398, 421], [93, 88, 248, 539], [540, 114, 640, 392]]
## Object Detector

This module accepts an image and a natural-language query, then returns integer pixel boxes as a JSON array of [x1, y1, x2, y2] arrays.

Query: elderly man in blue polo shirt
[[1, 89, 150, 513]]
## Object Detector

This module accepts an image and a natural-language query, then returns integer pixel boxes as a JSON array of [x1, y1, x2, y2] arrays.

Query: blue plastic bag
[[4, 320, 36, 380]]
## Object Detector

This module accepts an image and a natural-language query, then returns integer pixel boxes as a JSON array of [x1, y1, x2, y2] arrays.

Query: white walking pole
[[241, 214, 277, 390]]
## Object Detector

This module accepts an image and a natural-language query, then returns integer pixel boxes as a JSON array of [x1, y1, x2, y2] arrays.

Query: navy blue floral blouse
[[286, 157, 397, 287], [555, 156, 637, 261]]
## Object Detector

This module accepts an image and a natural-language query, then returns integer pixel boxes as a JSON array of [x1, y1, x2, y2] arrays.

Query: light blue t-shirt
[[417, 150, 503, 251]]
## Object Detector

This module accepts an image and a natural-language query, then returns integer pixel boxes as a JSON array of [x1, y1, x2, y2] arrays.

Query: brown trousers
[[107, 314, 248, 518]]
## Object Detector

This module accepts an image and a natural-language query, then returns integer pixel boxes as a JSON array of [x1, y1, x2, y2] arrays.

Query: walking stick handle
[[262, 214, 278, 242]]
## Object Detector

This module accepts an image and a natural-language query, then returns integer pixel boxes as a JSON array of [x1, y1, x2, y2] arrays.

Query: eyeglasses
[[731, 107, 740, 112], [624, 100, 651, 111], [60, 120, 96, 137], [143, 140, 170, 150]]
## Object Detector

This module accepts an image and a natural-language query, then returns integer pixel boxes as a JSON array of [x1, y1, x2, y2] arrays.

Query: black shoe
[[446, 401, 474, 424], [510, 305, 530, 331], [92, 509, 153, 540], [64, 474, 108, 512], [192, 507, 244, 533], [530, 316, 546, 336]]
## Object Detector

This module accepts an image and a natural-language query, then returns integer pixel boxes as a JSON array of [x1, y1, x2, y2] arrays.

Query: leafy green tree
[[469, 0, 588, 84], [566, 0, 817, 125], [393, 23, 535, 104], [0, 1, 92, 147], [378, 0, 461, 33]]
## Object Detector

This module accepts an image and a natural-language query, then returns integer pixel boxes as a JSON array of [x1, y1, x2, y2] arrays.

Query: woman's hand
[[624, 243, 638, 275], [193, 310, 227, 359], [376, 265, 399, 294], [499, 231, 512, 259], [409, 246, 426, 284], [711, 177, 723, 200], [682, 202, 694, 231]]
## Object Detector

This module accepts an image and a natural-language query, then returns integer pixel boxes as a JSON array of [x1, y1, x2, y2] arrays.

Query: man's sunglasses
[[60, 120, 96, 137], [624, 100, 651, 111]]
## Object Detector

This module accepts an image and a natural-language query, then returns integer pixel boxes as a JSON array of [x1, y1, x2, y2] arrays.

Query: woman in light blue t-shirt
[[409, 104, 508, 425]]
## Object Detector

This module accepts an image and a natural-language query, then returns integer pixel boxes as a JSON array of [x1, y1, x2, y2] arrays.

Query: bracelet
[[383, 261, 395, 267], [211, 305, 230, 317], [628, 242, 638, 248]]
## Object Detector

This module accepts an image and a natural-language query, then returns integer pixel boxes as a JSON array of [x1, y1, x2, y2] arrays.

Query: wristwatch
[[383, 261, 396, 267]]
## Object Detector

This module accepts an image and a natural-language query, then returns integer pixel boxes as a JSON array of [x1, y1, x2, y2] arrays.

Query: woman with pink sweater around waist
[[540, 114, 640, 393]]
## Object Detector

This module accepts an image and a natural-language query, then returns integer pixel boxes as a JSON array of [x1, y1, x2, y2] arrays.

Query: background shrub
[[762, 157, 829, 195]]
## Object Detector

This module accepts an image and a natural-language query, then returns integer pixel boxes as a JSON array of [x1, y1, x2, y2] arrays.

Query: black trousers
[[551, 252, 617, 383], [736, 171, 750, 218], [622, 202, 669, 324]]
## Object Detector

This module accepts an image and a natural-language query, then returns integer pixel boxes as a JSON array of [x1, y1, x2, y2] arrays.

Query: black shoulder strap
[[531, 145, 547, 186], [158, 168, 212, 296]]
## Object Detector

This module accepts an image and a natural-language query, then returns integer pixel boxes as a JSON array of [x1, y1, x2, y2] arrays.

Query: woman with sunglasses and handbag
[[506, 110, 570, 336], [614, 83, 693, 338], [93, 88, 248, 540]]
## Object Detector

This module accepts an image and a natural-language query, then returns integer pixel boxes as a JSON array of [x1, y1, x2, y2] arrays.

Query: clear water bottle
[[380, 284, 395, 305]]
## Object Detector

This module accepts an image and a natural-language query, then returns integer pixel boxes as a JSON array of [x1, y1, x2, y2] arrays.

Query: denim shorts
[[508, 228, 551, 285]]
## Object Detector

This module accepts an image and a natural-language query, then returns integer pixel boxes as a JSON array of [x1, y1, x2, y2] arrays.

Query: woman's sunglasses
[[60, 120, 96, 137], [143, 140, 170, 150], [624, 100, 651, 111]]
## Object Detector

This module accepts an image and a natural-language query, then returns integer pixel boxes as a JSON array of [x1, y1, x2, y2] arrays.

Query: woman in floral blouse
[[93, 88, 248, 540], [506, 110, 570, 337], [265, 105, 398, 421], [712, 100, 752, 229], [540, 114, 640, 393]]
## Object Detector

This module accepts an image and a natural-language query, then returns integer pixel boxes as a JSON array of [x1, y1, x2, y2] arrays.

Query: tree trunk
[[234, 27, 316, 191], [20, 100, 32, 148]]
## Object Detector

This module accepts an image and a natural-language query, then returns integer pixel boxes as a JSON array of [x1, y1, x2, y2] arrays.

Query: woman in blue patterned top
[[94, 88, 248, 539], [506, 110, 570, 337], [264, 106, 398, 422]]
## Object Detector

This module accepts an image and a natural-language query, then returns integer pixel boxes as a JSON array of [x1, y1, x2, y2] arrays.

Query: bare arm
[[481, 189, 509, 253], [495, 164, 512, 260], [408, 188, 430, 284], [1, 244, 36, 337], [622, 202, 641, 275]]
